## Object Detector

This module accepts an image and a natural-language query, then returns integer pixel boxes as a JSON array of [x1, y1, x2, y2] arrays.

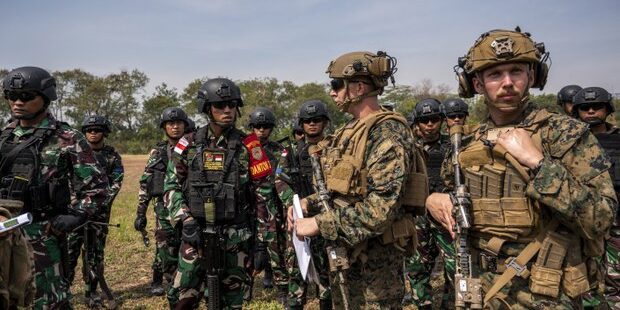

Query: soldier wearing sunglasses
[[573, 87, 620, 308], [404, 98, 455, 308], [0, 66, 108, 309], [442, 98, 469, 128]]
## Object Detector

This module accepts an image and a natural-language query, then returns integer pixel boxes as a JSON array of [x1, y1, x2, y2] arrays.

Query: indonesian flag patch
[[243, 133, 272, 180], [174, 137, 190, 154]]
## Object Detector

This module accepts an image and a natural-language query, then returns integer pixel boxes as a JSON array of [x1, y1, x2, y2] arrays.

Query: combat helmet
[[454, 27, 550, 98], [414, 98, 444, 122], [557, 85, 583, 105], [248, 107, 276, 128], [196, 78, 243, 114], [442, 98, 469, 117], [3, 66, 57, 102], [572, 87, 614, 123], [159, 107, 189, 128], [298, 100, 330, 123], [81, 115, 112, 134]]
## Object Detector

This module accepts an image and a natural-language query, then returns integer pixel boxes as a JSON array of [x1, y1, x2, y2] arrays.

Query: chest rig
[[147, 142, 169, 199], [596, 131, 620, 200], [185, 127, 249, 225], [0, 121, 70, 219], [424, 136, 450, 193], [287, 140, 314, 198]]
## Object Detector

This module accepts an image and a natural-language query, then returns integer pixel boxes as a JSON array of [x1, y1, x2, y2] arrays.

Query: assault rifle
[[203, 223, 224, 309], [75, 220, 120, 309], [449, 125, 482, 309], [309, 153, 350, 310]]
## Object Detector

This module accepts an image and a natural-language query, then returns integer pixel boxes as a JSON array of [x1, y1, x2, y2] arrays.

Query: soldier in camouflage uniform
[[572, 87, 620, 309], [276, 100, 332, 310], [427, 28, 617, 309], [442, 98, 469, 128], [164, 78, 274, 309], [66, 115, 124, 305], [0, 66, 109, 309], [404, 98, 454, 309], [557, 85, 583, 115], [293, 51, 419, 309], [134, 107, 188, 296], [247, 107, 288, 301]]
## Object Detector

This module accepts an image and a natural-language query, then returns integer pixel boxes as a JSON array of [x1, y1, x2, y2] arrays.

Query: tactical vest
[[424, 136, 449, 193], [595, 131, 620, 197], [288, 140, 314, 198], [184, 127, 250, 225], [147, 142, 169, 198], [320, 111, 424, 255], [0, 122, 71, 219]]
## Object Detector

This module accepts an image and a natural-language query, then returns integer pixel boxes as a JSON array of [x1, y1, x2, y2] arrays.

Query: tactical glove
[[51, 213, 85, 233], [134, 205, 147, 231], [181, 218, 202, 248], [253, 242, 270, 272]]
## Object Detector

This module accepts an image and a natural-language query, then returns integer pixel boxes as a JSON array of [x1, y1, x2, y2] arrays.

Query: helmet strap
[[337, 80, 382, 112]]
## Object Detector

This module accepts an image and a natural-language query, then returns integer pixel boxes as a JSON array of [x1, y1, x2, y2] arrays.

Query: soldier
[[66, 115, 124, 305], [275, 100, 332, 309], [247, 107, 288, 298], [557, 85, 583, 115], [0, 66, 109, 309], [134, 107, 187, 296], [164, 78, 274, 309], [572, 86, 620, 308], [426, 28, 617, 308], [293, 51, 419, 308], [442, 98, 469, 128], [404, 98, 454, 309]]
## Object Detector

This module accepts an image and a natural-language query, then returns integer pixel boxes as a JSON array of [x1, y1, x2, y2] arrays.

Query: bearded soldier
[[557, 85, 583, 116], [572, 86, 620, 308], [293, 51, 420, 308], [164, 78, 274, 309], [134, 107, 188, 296], [247, 107, 288, 300], [405, 98, 455, 309], [276, 100, 333, 309], [426, 28, 617, 308], [0, 66, 108, 309], [66, 115, 124, 305]]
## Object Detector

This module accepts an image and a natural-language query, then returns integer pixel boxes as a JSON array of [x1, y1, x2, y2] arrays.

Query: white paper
[[292, 194, 316, 281]]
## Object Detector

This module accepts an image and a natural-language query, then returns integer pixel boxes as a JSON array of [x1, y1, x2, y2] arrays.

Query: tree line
[[1, 68, 617, 154]]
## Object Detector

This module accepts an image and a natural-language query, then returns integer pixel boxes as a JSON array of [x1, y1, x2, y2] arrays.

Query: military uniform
[[165, 125, 274, 309], [259, 140, 288, 291], [440, 104, 617, 308], [0, 115, 108, 309], [594, 124, 620, 308], [275, 138, 332, 308], [137, 141, 180, 283], [405, 134, 455, 308], [66, 144, 124, 297]]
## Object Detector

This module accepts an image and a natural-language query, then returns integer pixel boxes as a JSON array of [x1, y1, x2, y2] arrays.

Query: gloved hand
[[253, 242, 269, 272], [134, 205, 147, 231], [51, 213, 85, 233], [181, 217, 202, 248]]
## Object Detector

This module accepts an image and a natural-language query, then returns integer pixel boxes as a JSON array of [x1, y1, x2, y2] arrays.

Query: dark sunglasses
[[294, 130, 304, 135], [302, 117, 325, 124], [212, 101, 238, 110], [253, 124, 273, 130], [85, 127, 104, 133], [5, 91, 39, 102], [417, 116, 442, 124], [577, 102, 606, 112], [330, 79, 345, 91], [446, 113, 466, 120]]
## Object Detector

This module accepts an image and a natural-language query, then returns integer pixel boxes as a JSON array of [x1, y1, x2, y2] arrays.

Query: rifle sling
[[483, 218, 559, 303]]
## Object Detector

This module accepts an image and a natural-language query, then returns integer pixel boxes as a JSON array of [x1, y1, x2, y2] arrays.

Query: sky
[[3, 0, 620, 97]]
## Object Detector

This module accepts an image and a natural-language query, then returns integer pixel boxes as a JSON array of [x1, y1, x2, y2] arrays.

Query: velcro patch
[[203, 151, 225, 171]]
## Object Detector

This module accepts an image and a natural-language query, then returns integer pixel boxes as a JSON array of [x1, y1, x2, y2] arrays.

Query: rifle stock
[[449, 125, 482, 309]]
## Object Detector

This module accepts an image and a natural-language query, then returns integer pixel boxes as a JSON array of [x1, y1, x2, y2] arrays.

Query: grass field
[[69, 155, 429, 309]]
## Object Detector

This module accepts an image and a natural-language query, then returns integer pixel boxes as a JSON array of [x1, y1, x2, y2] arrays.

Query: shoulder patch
[[174, 137, 190, 154]]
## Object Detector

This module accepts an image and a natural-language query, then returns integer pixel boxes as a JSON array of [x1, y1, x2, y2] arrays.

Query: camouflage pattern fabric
[[0, 207, 35, 309], [164, 126, 273, 309], [66, 144, 124, 296], [308, 116, 415, 308], [0, 115, 108, 309], [138, 143, 180, 280], [440, 104, 617, 309], [274, 139, 332, 307], [260, 140, 288, 289]]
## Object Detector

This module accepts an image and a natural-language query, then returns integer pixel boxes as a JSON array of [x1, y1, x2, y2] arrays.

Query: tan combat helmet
[[454, 27, 550, 98], [326, 51, 397, 111]]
